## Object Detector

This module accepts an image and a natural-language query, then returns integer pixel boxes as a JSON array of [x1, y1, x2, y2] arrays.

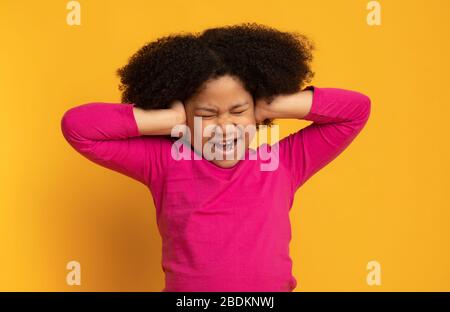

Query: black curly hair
[[116, 22, 315, 126]]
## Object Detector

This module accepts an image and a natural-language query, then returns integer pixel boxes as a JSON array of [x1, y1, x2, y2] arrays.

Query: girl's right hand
[[133, 100, 186, 136]]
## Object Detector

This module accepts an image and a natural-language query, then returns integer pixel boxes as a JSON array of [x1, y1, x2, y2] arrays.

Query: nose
[[215, 115, 237, 138]]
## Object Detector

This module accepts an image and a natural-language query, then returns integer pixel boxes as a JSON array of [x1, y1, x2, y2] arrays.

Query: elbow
[[61, 107, 81, 143], [345, 92, 371, 134], [360, 94, 371, 124], [60, 108, 76, 143], [353, 92, 371, 127], [60, 105, 90, 145]]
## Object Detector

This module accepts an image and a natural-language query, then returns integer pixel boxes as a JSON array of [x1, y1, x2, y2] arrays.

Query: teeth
[[213, 138, 237, 152], [225, 141, 233, 151]]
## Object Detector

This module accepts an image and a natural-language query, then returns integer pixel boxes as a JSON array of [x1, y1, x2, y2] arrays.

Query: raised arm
[[60, 101, 185, 186], [259, 86, 371, 190]]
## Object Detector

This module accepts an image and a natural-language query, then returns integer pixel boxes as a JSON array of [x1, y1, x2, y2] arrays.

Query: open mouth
[[212, 138, 239, 153]]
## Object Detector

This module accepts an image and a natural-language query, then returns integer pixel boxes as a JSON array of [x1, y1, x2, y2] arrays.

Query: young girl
[[60, 23, 371, 292]]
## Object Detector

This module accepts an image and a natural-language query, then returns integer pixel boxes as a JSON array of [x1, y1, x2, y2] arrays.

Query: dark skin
[[184, 75, 257, 168]]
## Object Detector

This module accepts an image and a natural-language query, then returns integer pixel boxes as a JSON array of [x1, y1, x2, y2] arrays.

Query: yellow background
[[1, 0, 449, 291]]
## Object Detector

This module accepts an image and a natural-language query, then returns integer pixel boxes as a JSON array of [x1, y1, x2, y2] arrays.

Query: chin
[[212, 159, 240, 168]]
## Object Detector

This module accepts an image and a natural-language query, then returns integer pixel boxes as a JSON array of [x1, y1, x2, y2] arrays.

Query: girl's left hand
[[255, 89, 314, 122], [254, 97, 275, 125]]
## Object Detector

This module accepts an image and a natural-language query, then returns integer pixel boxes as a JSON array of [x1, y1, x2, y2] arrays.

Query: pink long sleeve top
[[60, 86, 371, 292]]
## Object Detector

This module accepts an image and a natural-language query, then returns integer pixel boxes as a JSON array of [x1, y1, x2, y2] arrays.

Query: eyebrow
[[195, 102, 249, 112]]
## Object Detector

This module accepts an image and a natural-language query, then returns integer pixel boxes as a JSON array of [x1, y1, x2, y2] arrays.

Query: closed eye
[[231, 110, 247, 115], [196, 114, 216, 119]]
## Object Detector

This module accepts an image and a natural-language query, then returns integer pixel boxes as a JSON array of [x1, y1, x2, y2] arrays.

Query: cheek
[[199, 120, 215, 145], [238, 114, 256, 129], [243, 110, 256, 123], [239, 115, 257, 145]]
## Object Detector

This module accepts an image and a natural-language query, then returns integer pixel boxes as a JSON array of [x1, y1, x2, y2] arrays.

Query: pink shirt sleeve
[[60, 102, 168, 187], [278, 86, 371, 191]]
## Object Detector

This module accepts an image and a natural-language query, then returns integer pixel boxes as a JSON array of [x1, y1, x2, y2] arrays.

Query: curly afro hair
[[116, 22, 315, 126]]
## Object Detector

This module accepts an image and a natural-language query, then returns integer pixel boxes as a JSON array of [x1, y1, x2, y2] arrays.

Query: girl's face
[[184, 75, 257, 168]]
